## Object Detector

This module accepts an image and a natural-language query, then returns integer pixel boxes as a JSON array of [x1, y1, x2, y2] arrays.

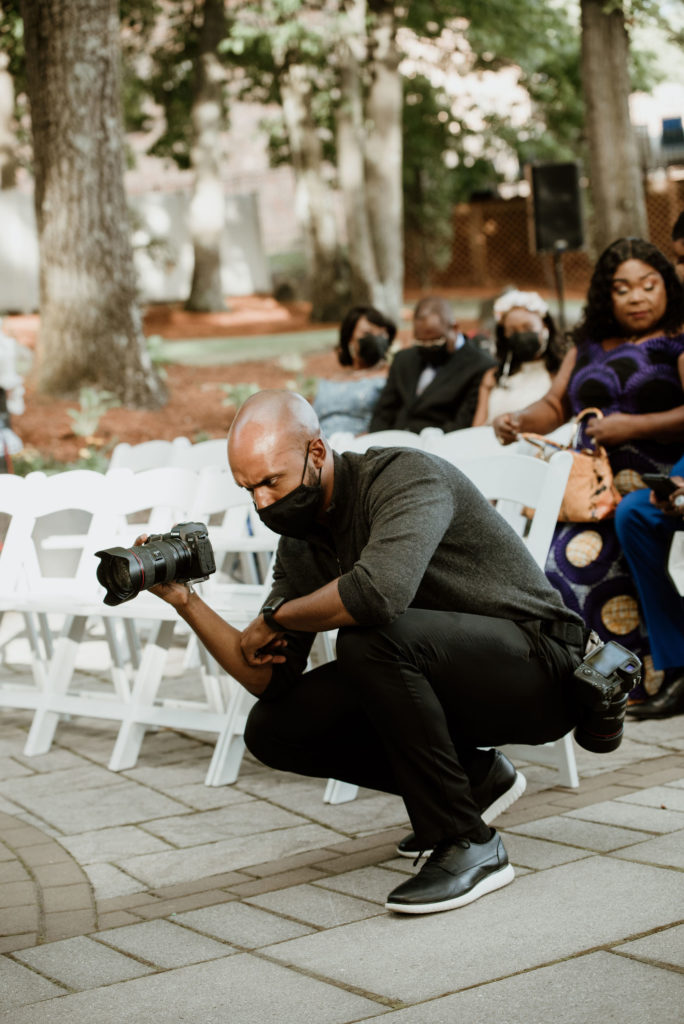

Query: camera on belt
[[572, 639, 641, 753], [95, 522, 215, 606]]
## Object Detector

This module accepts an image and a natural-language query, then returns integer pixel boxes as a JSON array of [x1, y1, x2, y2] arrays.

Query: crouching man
[[149, 390, 585, 914]]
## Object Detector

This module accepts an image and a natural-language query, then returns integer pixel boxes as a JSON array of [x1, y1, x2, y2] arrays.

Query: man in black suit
[[369, 296, 496, 434]]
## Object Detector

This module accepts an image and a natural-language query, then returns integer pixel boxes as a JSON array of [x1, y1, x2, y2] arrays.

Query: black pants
[[245, 609, 580, 847]]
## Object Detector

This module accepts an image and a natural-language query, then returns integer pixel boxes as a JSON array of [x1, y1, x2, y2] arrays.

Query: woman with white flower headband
[[474, 289, 565, 426]]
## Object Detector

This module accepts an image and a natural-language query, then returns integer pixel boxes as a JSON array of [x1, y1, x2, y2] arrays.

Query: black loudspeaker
[[529, 162, 584, 252]]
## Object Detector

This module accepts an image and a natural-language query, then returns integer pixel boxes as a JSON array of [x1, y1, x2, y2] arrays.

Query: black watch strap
[[262, 596, 286, 631]]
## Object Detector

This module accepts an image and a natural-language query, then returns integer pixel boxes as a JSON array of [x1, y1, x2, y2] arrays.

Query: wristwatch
[[262, 596, 286, 631]]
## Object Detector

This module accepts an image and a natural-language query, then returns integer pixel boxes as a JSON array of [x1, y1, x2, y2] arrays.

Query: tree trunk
[[185, 0, 227, 312], [0, 55, 18, 189], [336, 0, 382, 309], [21, 0, 166, 407], [580, 0, 648, 253], [280, 62, 348, 321], [365, 1, 403, 322]]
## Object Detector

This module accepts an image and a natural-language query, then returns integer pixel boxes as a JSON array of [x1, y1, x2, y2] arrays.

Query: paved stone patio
[[0, 648, 683, 1021]]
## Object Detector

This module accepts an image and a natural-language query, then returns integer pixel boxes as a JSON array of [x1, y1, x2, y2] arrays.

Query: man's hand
[[650, 476, 684, 516], [584, 413, 635, 447], [240, 614, 288, 667], [492, 412, 521, 445]]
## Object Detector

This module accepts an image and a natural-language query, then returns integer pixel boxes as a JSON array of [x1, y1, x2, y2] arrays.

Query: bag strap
[[572, 407, 605, 454]]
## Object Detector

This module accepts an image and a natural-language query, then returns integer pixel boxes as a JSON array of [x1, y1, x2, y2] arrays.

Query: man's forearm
[[177, 591, 274, 695], [271, 579, 357, 633]]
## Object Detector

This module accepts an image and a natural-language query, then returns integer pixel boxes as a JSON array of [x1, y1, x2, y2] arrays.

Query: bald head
[[229, 390, 320, 463], [228, 390, 332, 512], [414, 296, 454, 332]]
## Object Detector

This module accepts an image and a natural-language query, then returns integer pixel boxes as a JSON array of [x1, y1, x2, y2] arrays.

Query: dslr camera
[[572, 639, 641, 753], [95, 522, 215, 606]]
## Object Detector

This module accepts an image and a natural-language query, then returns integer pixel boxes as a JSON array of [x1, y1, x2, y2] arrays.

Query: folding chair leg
[[323, 779, 359, 804], [102, 617, 132, 702], [24, 614, 89, 755], [108, 619, 176, 772]]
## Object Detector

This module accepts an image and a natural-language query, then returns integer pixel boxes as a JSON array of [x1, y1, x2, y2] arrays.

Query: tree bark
[[21, 0, 166, 407], [364, 1, 403, 322], [0, 55, 18, 189], [280, 62, 348, 321], [580, 0, 648, 253], [336, 0, 381, 309], [186, 0, 228, 312]]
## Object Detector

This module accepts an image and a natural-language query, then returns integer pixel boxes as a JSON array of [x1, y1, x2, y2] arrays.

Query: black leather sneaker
[[396, 750, 526, 859], [385, 830, 514, 914]]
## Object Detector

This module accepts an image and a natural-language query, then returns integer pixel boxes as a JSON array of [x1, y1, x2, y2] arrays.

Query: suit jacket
[[369, 340, 496, 433]]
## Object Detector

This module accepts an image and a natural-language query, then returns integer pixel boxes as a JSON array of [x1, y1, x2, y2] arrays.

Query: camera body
[[148, 521, 215, 580], [95, 521, 215, 606], [573, 640, 641, 753]]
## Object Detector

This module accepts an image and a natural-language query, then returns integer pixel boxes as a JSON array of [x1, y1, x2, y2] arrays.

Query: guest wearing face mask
[[369, 296, 496, 434], [477, 291, 565, 426], [313, 306, 395, 437]]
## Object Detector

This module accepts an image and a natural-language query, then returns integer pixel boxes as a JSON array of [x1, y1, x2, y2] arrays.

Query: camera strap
[[542, 619, 588, 654]]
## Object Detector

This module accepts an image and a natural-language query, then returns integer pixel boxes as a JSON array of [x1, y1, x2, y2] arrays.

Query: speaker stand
[[552, 241, 568, 334]]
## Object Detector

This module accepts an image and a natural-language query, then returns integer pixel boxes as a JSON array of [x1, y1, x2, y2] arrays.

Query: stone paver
[[614, 922, 684, 969], [0, 957, 66, 1009], [565, 800, 684, 833], [247, 882, 383, 927], [97, 919, 232, 968], [506, 814, 650, 851], [116, 823, 345, 887], [610, 828, 684, 869], [0, 953, 383, 1024], [14, 935, 155, 989], [176, 900, 314, 946], [356, 951, 684, 1023]]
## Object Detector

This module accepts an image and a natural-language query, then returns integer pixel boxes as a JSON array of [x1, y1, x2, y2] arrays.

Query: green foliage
[[12, 443, 112, 477], [220, 382, 261, 409], [66, 387, 120, 440]]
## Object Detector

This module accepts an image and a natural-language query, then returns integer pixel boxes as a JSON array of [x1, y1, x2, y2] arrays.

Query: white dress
[[485, 361, 552, 424]]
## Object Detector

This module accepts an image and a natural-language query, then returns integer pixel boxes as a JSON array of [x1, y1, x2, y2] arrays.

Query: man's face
[[413, 312, 454, 352], [230, 437, 312, 510], [673, 238, 684, 285]]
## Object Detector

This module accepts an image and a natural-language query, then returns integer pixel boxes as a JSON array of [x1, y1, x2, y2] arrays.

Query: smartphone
[[641, 473, 678, 501]]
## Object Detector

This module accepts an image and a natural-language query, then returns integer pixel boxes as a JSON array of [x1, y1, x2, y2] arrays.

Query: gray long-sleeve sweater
[[261, 447, 583, 699]]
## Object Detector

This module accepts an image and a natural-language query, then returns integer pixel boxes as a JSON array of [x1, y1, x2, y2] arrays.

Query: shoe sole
[[385, 862, 515, 914], [396, 770, 527, 859]]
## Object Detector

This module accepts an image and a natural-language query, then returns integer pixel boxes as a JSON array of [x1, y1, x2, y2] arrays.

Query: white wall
[[0, 187, 272, 313]]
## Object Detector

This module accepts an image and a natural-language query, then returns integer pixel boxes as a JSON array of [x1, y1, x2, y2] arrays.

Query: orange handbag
[[521, 408, 622, 523]]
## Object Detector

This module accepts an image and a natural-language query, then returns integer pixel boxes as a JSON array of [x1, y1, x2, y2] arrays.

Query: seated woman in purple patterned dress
[[492, 238, 684, 710]]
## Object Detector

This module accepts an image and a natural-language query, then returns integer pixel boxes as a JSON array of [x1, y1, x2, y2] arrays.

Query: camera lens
[[574, 692, 629, 753], [95, 537, 191, 606], [110, 559, 133, 592]]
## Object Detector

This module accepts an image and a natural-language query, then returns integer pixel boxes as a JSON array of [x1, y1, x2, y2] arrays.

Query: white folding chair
[[425, 425, 503, 461], [330, 429, 427, 454], [325, 448, 578, 804], [453, 450, 579, 787], [0, 473, 51, 700], [169, 437, 229, 471], [109, 436, 191, 472]]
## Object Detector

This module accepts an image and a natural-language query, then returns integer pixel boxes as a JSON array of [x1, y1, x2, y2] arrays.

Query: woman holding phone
[[493, 238, 684, 707]]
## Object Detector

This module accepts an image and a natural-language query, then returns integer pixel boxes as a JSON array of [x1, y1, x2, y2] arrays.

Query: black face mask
[[507, 331, 543, 363], [256, 446, 323, 539], [416, 342, 450, 368], [356, 332, 389, 368]]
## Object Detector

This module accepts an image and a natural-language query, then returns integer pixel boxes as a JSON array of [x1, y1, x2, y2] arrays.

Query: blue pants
[[615, 458, 684, 672]]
